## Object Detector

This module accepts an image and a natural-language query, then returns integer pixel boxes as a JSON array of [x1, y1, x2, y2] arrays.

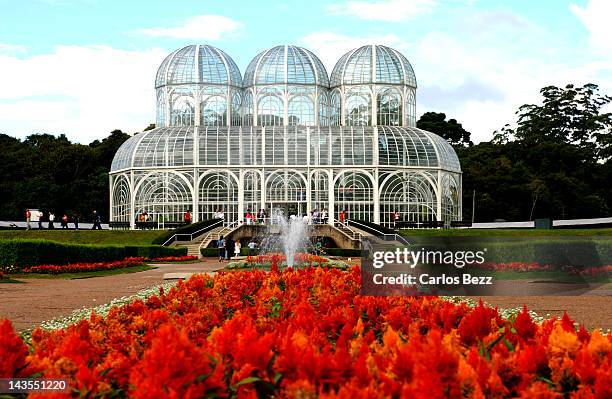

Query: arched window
[[200, 95, 227, 126], [170, 92, 195, 126], [377, 88, 402, 126], [288, 95, 315, 126], [406, 89, 416, 127], [345, 89, 371, 126], [330, 91, 341, 126], [231, 90, 241, 126], [243, 171, 261, 217], [258, 94, 284, 126], [156, 90, 166, 127], [379, 172, 437, 227], [334, 171, 374, 221], [243, 91, 253, 126], [318, 92, 329, 126], [134, 172, 193, 226], [199, 172, 238, 223], [112, 175, 130, 222]]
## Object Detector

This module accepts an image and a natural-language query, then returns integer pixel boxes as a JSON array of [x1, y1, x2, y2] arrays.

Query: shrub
[[0, 239, 185, 271], [323, 247, 362, 257]]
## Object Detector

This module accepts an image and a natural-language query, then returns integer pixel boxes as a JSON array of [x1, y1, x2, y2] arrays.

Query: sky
[[0, 0, 610, 144]]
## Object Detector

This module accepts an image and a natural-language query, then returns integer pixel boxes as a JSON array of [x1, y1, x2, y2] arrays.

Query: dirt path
[[0, 260, 225, 331]]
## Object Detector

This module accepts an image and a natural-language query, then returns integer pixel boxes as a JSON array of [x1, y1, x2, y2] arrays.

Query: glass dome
[[155, 44, 242, 88], [330, 45, 416, 87], [329, 45, 418, 127], [155, 45, 243, 128], [243, 45, 329, 87], [242, 45, 331, 127]]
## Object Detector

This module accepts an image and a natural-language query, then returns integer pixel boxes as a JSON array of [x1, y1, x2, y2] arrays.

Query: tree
[[496, 84, 612, 159], [417, 112, 473, 147]]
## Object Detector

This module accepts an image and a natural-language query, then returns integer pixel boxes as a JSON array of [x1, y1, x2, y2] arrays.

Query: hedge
[[323, 248, 362, 257], [0, 239, 186, 271]]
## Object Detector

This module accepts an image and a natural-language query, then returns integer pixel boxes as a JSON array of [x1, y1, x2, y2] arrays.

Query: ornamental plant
[[0, 267, 609, 398]]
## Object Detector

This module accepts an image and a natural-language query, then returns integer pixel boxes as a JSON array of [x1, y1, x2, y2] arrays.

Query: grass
[[9, 264, 156, 280], [399, 228, 612, 237], [0, 230, 167, 245]]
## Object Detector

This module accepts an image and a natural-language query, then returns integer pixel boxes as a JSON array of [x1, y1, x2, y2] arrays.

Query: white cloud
[[570, 0, 612, 54], [0, 45, 167, 143], [0, 43, 27, 54], [301, 32, 410, 73], [137, 15, 243, 40], [326, 0, 436, 22]]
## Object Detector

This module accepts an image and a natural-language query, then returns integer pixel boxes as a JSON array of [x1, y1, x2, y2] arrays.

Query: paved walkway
[[0, 259, 225, 331], [1, 260, 610, 331]]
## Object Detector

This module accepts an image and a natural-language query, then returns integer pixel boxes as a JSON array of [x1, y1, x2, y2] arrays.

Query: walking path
[[0, 259, 224, 331], [1, 259, 610, 331]]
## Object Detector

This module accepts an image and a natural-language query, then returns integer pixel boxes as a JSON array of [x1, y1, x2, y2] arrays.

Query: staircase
[[174, 222, 242, 258]]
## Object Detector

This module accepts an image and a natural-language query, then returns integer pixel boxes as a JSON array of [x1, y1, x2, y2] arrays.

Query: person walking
[[217, 235, 226, 262], [248, 239, 256, 256], [25, 209, 31, 230], [48, 212, 55, 229], [393, 210, 400, 228], [234, 240, 241, 258], [73, 213, 79, 230], [38, 210, 44, 229], [184, 209, 192, 225], [61, 214, 69, 229], [92, 210, 102, 230], [339, 209, 345, 225]]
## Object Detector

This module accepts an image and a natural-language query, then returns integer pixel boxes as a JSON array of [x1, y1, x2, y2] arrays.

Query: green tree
[[417, 112, 473, 147]]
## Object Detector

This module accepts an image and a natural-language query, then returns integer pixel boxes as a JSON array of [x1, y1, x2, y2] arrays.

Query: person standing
[[225, 237, 234, 261], [25, 209, 31, 230], [184, 209, 192, 225], [92, 210, 102, 230], [393, 210, 400, 228], [234, 240, 241, 258], [38, 210, 44, 229], [61, 214, 69, 229], [217, 235, 226, 262], [248, 239, 256, 256], [73, 213, 79, 230], [245, 211, 251, 225], [339, 209, 345, 225], [321, 209, 328, 224], [48, 212, 55, 229]]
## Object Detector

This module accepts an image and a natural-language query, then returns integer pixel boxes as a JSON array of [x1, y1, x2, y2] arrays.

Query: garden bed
[[1, 267, 609, 397]]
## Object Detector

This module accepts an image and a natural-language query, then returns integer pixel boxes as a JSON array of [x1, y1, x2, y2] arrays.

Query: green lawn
[[399, 228, 612, 237], [0, 230, 167, 245]]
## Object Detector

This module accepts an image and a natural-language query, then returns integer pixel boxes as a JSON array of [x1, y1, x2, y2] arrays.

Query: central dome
[[243, 45, 330, 87]]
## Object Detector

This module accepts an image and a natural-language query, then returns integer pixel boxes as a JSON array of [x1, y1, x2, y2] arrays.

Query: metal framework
[[110, 44, 462, 228]]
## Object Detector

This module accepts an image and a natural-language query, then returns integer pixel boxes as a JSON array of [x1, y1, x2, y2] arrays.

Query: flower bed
[[19, 255, 198, 274], [1, 267, 610, 398], [228, 252, 348, 270], [21, 257, 146, 274]]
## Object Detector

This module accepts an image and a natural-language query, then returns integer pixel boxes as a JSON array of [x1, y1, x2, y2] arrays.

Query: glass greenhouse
[[110, 44, 462, 228]]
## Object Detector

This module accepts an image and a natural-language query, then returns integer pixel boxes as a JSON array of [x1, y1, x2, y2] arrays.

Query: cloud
[[301, 32, 410, 73], [0, 45, 167, 143], [326, 0, 436, 22], [136, 15, 243, 40], [570, 0, 612, 54], [0, 43, 27, 54]]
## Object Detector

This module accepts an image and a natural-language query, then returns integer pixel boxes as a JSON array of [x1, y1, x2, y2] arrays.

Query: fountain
[[260, 209, 311, 267]]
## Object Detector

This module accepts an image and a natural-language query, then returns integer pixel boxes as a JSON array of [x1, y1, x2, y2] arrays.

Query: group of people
[[25, 209, 102, 230], [244, 209, 268, 225], [216, 236, 257, 262]]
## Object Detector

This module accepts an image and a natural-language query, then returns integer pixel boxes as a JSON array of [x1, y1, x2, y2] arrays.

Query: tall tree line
[[420, 83, 612, 222], [0, 130, 130, 221]]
